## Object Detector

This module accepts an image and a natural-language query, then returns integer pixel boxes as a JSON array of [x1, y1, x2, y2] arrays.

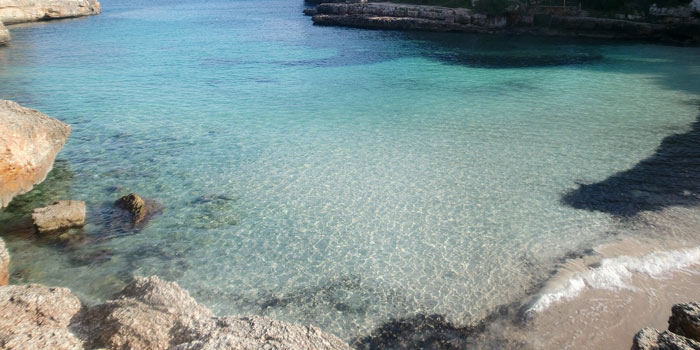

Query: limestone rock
[[0, 100, 71, 208], [0, 0, 101, 25], [32, 200, 86, 233], [0, 20, 9, 45], [0, 284, 84, 350], [80, 276, 214, 350], [173, 315, 352, 350], [670, 303, 700, 342], [0, 238, 8, 286], [633, 327, 700, 350]]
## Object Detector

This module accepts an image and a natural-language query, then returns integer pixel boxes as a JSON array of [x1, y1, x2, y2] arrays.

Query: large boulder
[[0, 238, 8, 286], [0, 20, 9, 45], [0, 0, 101, 25], [32, 200, 86, 233], [0, 100, 71, 208], [79, 276, 350, 350], [670, 303, 700, 342], [0, 284, 85, 350], [633, 327, 700, 350], [79, 276, 214, 350]]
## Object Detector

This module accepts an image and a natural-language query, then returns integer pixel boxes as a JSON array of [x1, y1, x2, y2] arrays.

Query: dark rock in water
[[111, 193, 162, 230], [192, 194, 236, 204], [303, 8, 318, 16], [670, 303, 700, 342], [633, 327, 700, 350], [69, 249, 113, 266], [32, 200, 86, 234], [105, 186, 124, 193]]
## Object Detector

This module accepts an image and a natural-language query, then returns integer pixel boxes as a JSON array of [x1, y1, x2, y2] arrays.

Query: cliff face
[[0, 100, 71, 209], [0, 0, 101, 25], [0, 20, 8, 44]]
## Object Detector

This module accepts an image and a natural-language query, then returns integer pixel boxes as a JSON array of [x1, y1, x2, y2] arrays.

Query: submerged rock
[[32, 200, 86, 233], [113, 193, 161, 228], [670, 303, 700, 342], [0, 100, 71, 209], [0, 0, 101, 25], [0, 238, 8, 286], [0, 284, 84, 350], [0, 21, 9, 45]]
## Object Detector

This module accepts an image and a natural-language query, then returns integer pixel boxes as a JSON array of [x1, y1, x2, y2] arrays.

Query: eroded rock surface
[[0, 238, 8, 286], [633, 327, 700, 350], [0, 284, 84, 350], [0, 100, 71, 208], [32, 200, 86, 233], [0, 0, 101, 25], [670, 303, 700, 342]]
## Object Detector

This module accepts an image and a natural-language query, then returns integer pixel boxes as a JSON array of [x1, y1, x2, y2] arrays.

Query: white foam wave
[[528, 247, 700, 313]]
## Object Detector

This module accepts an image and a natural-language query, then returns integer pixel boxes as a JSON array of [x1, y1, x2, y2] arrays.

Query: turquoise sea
[[1, 0, 700, 345]]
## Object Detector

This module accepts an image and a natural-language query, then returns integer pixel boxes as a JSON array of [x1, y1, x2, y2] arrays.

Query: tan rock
[[0, 284, 85, 350], [0, 238, 8, 286], [0, 20, 9, 45], [0, 0, 101, 25], [32, 200, 86, 233], [0, 100, 71, 208]]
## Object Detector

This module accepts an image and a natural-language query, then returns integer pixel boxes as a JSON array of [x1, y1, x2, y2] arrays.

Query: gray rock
[[0, 284, 85, 350], [670, 303, 700, 342], [32, 200, 86, 233], [633, 327, 700, 350], [0, 0, 101, 25], [0, 20, 9, 45], [0, 100, 71, 208], [0, 238, 8, 286]]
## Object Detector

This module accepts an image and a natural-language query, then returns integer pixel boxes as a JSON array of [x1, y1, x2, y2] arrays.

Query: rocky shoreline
[[0, 0, 101, 45], [307, 1, 700, 44], [0, 99, 351, 349]]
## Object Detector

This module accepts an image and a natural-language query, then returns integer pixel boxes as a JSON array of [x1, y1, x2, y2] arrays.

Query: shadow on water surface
[[562, 109, 700, 217]]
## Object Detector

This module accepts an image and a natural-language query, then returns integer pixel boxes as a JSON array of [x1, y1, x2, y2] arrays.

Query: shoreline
[[306, 1, 700, 45]]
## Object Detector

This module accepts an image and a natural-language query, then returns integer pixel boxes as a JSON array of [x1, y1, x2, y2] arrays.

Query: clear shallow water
[[1, 0, 700, 343]]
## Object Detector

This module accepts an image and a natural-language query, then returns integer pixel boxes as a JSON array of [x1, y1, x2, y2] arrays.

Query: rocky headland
[[0, 0, 101, 45], [308, 1, 700, 44]]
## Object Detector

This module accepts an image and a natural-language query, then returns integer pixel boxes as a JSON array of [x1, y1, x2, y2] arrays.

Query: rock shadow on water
[[562, 110, 700, 217]]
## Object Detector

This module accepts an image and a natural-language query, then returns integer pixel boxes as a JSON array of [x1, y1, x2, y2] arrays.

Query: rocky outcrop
[[0, 284, 84, 350], [0, 0, 101, 25], [0, 100, 71, 209], [669, 303, 700, 342], [309, 2, 700, 43], [312, 2, 507, 33], [0, 20, 9, 45], [32, 200, 86, 233], [0, 275, 350, 350], [632, 327, 700, 350], [0, 238, 8, 286]]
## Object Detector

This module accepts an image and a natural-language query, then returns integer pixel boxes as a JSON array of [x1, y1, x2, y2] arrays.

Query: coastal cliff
[[0, 0, 101, 25], [310, 2, 700, 44]]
